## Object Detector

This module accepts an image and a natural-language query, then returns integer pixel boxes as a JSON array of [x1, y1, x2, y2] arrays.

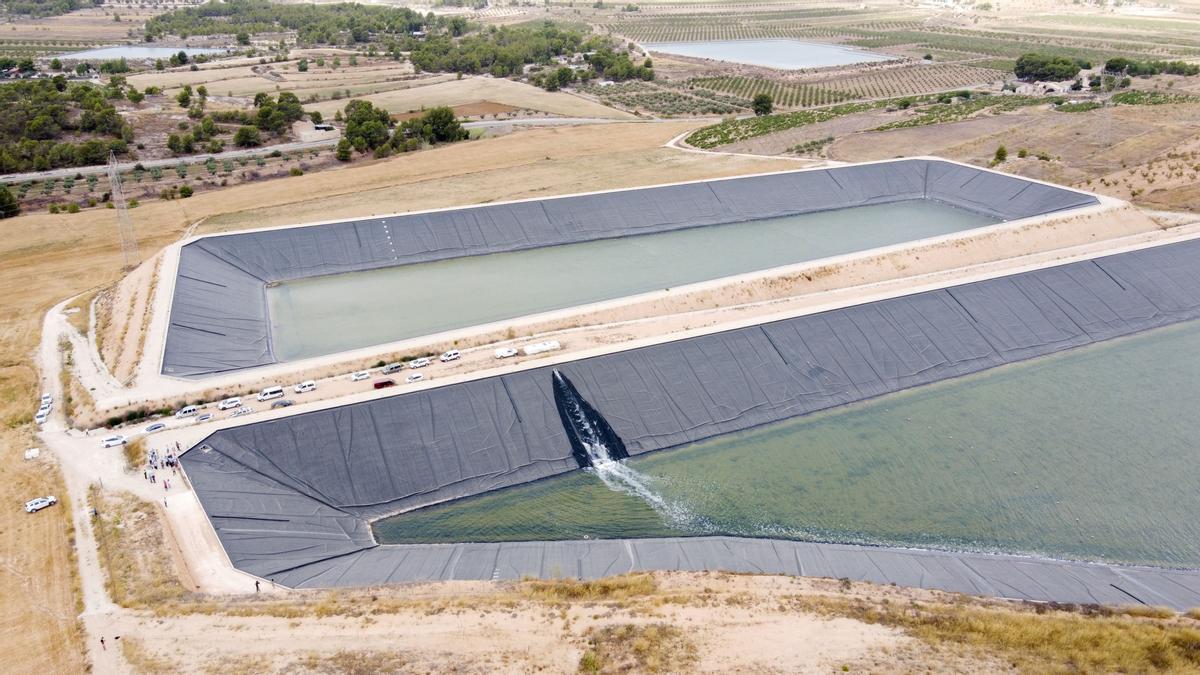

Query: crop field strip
[[581, 80, 750, 115], [689, 76, 853, 108], [693, 64, 1000, 107]]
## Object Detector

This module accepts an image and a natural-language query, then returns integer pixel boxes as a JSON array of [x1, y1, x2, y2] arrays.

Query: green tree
[[179, 184, 193, 198], [344, 99, 391, 151], [336, 138, 352, 161], [752, 93, 773, 116], [1014, 53, 1083, 82], [0, 185, 19, 219], [176, 85, 192, 108], [236, 32, 250, 46], [50, 58, 62, 71], [297, 58, 308, 72], [234, 125, 262, 147]]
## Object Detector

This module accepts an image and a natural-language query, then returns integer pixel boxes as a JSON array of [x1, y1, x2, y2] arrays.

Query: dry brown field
[[0, 119, 788, 672], [305, 75, 636, 119]]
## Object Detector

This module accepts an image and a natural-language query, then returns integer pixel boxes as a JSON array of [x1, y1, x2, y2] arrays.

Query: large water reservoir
[[267, 199, 997, 361], [374, 318, 1200, 568]]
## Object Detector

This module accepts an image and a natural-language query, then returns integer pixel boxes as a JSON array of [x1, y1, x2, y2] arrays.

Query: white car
[[230, 406, 255, 418], [494, 347, 518, 359], [406, 373, 424, 384], [24, 496, 57, 513], [196, 413, 214, 423], [440, 349, 460, 363], [408, 357, 431, 369], [144, 422, 166, 435], [40, 393, 53, 406], [294, 380, 317, 394], [35, 409, 50, 425], [100, 435, 126, 448], [175, 405, 199, 418], [350, 370, 370, 382], [217, 397, 242, 411]]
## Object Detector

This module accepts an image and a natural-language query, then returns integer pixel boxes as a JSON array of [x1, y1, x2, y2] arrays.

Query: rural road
[[0, 137, 340, 183]]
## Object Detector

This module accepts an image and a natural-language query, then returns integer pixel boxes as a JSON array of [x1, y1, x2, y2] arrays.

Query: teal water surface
[[374, 319, 1200, 568], [268, 200, 997, 361]]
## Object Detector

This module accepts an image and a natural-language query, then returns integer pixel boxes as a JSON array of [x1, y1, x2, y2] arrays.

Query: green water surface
[[374, 319, 1200, 568], [267, 200, 996, 361]]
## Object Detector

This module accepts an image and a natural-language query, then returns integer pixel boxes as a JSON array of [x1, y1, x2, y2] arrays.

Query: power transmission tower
[[107, 152, 139, 269]]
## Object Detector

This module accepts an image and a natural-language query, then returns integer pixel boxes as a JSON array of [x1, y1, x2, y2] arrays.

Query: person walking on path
[[255, 580, 260, 593], [100, 637, 105, 651]]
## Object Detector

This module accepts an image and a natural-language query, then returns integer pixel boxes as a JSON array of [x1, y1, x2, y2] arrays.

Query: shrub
[[179, 185, 193, 198]]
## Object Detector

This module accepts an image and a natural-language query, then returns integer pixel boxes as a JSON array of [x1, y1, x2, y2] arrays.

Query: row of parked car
[[93, 341, 566, 446], [34, 393, 53, 425]]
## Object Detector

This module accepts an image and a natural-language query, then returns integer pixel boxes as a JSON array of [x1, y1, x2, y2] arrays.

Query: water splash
[[553, 369, 699, 528]]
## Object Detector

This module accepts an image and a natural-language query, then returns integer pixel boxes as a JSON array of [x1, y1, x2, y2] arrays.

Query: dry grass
[[578, 623, 697, 674], [63, 286, 101, 335], [120, 635, 178, 674], [786, 592, 1200, 673], [0, 428, 86, 673], [122, 438, 147, 471], [305, 75, 635, 119], [522, 574, 659, 604], [89, 486, 190, 609]]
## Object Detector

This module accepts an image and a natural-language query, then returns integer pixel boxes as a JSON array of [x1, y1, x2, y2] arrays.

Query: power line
[[107, 152, 139, 270]]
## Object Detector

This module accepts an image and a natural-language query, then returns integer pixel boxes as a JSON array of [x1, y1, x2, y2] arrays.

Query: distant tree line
[[529, 49, 654, 91], [410, 23, 588, 77], [145, 0, 432, 44], [1103, 57, 1200, 77], [0, 79, 132, 173], [0, 0, 97, 18]]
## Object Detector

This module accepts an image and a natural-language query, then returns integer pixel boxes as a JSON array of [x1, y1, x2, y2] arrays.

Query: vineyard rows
[[580, 81, 750, 115], [606, 22, 819, 42], [691, 76, 854, 108], [809, 64, 1001, 100]]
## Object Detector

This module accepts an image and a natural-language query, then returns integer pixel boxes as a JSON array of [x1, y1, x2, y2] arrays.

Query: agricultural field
[[807, 64, 1005, 100], [580, 80, 749, 115], [691, 76, 853, 108]]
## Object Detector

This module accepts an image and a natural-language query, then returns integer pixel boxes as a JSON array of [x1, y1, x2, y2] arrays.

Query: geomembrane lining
[[182, 236, 1200, 604], [163, 158, 1098, 377]]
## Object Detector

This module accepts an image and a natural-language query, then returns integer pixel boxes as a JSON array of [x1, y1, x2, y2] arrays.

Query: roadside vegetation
[[871, 94, 1043, 131]]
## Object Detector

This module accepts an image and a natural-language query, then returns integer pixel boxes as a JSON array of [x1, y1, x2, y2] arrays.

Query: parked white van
[[440, 349, 461, 363], [256, 386, 285, 402], [217, 397, 242, 411], [494, 347, 518, 359], [175, 405, 199, 419], [294, 380, 317, 394], [522, 340, 561, 356]]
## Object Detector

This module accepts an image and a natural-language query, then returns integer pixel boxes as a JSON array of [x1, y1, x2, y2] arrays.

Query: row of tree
[[1103, 57, 1200, 77], [1013, 53, 1092, 82]]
